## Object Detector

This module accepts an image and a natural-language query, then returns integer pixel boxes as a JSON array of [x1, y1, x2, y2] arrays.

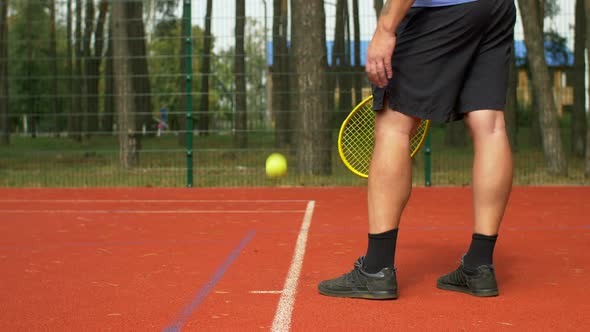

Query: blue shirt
[[413, 0, 478, 7]]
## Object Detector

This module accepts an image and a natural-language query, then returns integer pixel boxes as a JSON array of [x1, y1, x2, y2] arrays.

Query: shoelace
[[344, 257, 366, 283], [447, 267, 467, 285]]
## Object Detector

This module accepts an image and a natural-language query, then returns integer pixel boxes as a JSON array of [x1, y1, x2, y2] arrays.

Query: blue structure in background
[[513, 40, 573, 67], [266, 41, 369, 67], [266, 40, 573, 68]]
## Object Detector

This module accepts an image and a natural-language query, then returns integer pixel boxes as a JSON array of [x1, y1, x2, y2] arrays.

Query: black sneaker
[[437, 258, 499, 297], [318, 256, 398, 300]]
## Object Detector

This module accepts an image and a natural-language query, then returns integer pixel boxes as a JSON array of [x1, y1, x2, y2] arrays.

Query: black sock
[[364, 228, 398, 273], [463, 233, 498, 270]]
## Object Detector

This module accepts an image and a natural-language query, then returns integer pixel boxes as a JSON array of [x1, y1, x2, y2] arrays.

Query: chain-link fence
[[0, 0, 588, 187]]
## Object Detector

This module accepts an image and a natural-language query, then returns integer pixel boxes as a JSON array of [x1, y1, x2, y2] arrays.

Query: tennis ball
[[266, 153, 287, 178]]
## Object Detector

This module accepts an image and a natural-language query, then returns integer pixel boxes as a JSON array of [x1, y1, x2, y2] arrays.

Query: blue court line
[[162, 230, 256, 332]]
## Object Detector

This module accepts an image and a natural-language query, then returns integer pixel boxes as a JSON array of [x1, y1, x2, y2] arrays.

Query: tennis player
[[319, 0, 516, 299]]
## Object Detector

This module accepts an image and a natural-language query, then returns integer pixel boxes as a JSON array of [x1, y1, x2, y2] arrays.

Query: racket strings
[[410, 121, 429, 156], [339, 97, 430, 178], [340, 103, 374, 175]]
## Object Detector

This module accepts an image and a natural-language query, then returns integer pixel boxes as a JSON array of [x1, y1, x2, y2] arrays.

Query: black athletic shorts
[[372, 0, 517, 122]]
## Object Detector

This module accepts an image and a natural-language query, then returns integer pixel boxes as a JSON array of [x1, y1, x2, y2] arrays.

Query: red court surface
[[0, 187, 589, 331]]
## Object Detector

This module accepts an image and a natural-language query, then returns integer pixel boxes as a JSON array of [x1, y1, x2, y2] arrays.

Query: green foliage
[[544, 30, 570, 65], [148, 22, 224, 131], [147, 19, 185, 120], [542, 0, 560, 19], [211, 18, 268, 130], [6, 1, 72, 133], [8, 1, 51, 122]]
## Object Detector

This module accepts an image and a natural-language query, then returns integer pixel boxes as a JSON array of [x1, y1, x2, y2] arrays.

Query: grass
[[0, 127, 588, 187]]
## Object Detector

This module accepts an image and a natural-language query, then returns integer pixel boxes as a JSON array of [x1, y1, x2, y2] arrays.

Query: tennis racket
[[337, 96, 430, 178]]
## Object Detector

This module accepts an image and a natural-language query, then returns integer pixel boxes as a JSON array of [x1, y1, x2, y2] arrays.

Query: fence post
[[184, 0, 193, 187]]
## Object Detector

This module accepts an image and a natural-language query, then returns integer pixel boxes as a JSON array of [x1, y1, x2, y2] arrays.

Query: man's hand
[[366, 27, 397, 88]]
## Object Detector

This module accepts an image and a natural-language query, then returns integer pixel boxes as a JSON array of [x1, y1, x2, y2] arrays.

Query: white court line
[[0, 199, 309, 203], [271, 200, 315, 332], [0, 209, 305, 214]]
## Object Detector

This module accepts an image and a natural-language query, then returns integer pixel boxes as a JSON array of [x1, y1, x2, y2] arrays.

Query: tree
[[0, 0, 8, 145], [83, 0, 96, 135], [25, 0, 37, 138], [352, 0, 363, 105], [518, 0, 567, 175], [244, 19, 268, 127], [126, 1, 152, 133], [82, 0, 109, 136], [234, 0, 247, 148], [527, 0, 561, 147], [147, 0, 179, 125], [374, 0, 383, 19], [198, 0, 213, 135], [505, 41, 518, 150], [112, 0, 139, 168], [333, 0, 352, 125], [571, 0, 586, 157], [272, 0, 291, 148], [49, 0, 59, 136], [103, 17, 115, 134], [90, 0, 109, 132], [70, 0, 83, 141], [209, 21, 265, 134], [585, 0, 590, 176], [66, 0, 74, 136], [150, 16, 180, 125], [291, 0, 331, 175]]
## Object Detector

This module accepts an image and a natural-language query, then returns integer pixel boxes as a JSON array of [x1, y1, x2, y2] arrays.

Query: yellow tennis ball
[[266, 153, 287, 178]]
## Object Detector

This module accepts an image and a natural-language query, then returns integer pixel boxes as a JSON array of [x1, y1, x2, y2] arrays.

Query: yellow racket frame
[[338, 96, 430, 178]]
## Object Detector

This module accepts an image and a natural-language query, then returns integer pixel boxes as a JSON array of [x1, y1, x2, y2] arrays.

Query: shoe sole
[[318, 287, 398, 300], [436, 281, 499, 297]]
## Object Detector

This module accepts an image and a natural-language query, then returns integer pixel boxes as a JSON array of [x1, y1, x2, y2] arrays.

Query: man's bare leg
[[364, 105, 419, 273], [437, 110, 512, 297], [465, 110, 513, 237], [368, 107, 419, 232]]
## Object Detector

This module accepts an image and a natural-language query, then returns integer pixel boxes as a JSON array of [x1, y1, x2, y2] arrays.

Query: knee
[[375, 110, 421, 140], [465, 110, 507, 139]]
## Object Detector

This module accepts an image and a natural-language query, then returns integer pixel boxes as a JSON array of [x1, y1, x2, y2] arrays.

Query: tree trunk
[[332, 0, 348, 125], [340, 1, 352, 119], [66, 0, 75, 137], [585, 0, 590, 176], [26, 0, 36, 138], [505, 38, 518, 150], [112, 0, 139, 168], [291, 0, 331, 175], [103, 19, 115, 134], [374, 0, 383, 19], [572, 0, 586, 157], [234, 0, 247, 148], [83, 0, 95, 136], [529, 0, 544, 148], [518, 0, 567, 175], [272, 0, 291, 148], [528, 88, 543, 146], [352, 0, 363, 105], [91, 0, 108, 132], [71, 0, 83, 141], [126, 1, 152, 135], [0, 0, 8, 145], [198, 0, 213, 135], [49, 0, 59, 136]]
